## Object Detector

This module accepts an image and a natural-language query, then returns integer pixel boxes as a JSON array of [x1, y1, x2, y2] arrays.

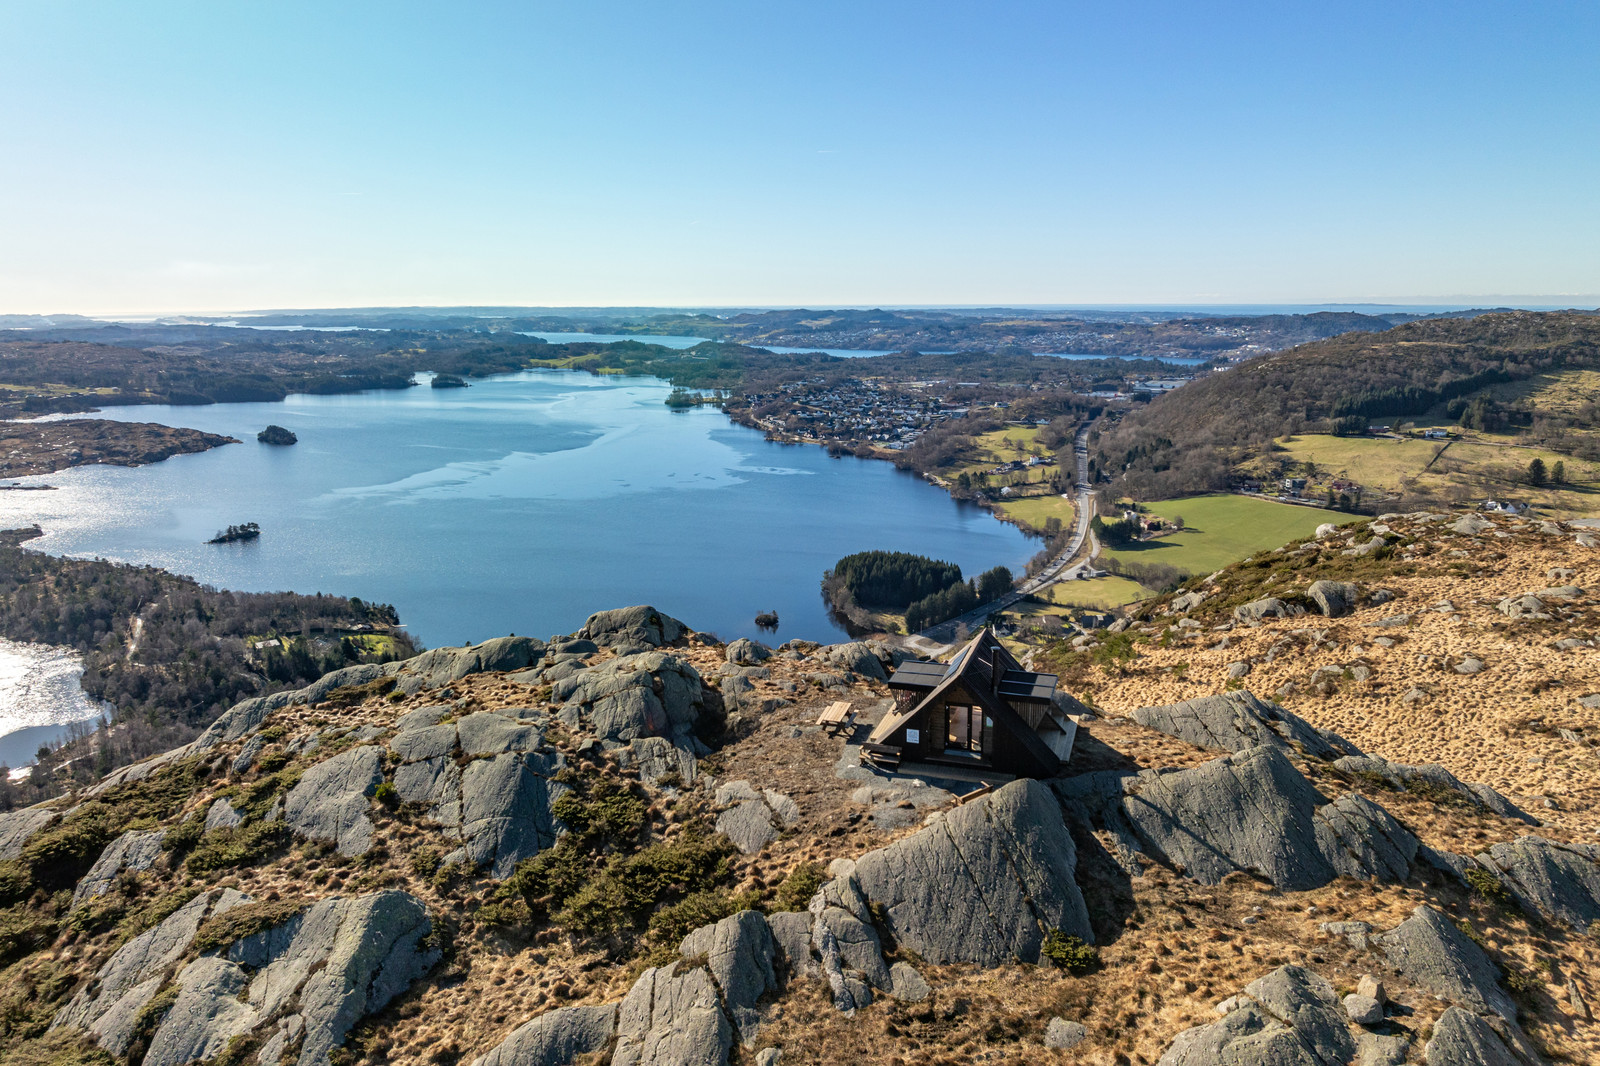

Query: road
[[906, 419, 1098, 654]]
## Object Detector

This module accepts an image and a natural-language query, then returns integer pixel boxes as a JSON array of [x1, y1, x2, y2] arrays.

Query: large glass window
[[945, 704, 982, 752]]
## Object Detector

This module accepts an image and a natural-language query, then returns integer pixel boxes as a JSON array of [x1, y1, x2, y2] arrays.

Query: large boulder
[[1157, 965, 1356, 1066], [469, 1005, 617, 1066], [613, 962, 733, 1066], [725, 638, 771, 665], [0, 805, 56, 859], [1480, 836, 1600, 932], [72, 828, 165, 904], [580, 605, 687, 649], [1103, 747, 1427, 890], [1423, 1007, 1522, 1066], [679, 911, 780, 1044], [138, 890, 439, 1066], [53, 889, 248, 1056], [1378, 906, 1515, 1022], [1130, 691, 1359, 761], [822, 642, 889, 682], [554, 651, 706, 744], [1307, 580, 1361, 618], [1333, 754, 1535, 823], [1233, 597, 1304, 624], [395, 637, 546, 695], [851, 779, 1092, 966], [284, 745, 384, 856], [387, 707, 563, 877]]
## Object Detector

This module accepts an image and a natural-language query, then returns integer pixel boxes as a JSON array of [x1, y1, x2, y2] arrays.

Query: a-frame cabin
[[865, 627, 1078, 778]]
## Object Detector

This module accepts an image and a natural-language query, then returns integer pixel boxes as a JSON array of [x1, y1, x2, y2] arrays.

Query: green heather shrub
[[373, 781, 399, 809], [161, 815, 205, 858], [325, 677, 395, 707], [0, 910, 58, 968], [185, 822, 289, 874], [646, 888, 764, 947], [550, 779, 646, 843], [192, 899, 306, 954], [113, 888, 201, 946], [772, 861, 824, 912], [254, 749, 290, 775], [409, 847, 442, 878], [1465, 867, 1514, 907], [1040, 930, 1099, 973], [122, 984, 178, 1066]]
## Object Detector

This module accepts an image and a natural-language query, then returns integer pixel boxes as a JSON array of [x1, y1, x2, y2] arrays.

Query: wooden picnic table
[[817, 701, 855, 736]]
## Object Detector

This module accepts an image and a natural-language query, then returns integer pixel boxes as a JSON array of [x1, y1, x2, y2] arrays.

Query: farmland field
[[1039, 574, 1149, 608], [1101, 495, 1331, 576], [995, 493, 1075, 532]]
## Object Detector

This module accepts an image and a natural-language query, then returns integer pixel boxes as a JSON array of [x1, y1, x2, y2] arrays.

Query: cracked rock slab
[[851, 779, 1092, 967], [284, 745, 384, 856], [72, 828, 165, 905], [1130, 690, 1359, 761], [468, 1004, 616, 1066]]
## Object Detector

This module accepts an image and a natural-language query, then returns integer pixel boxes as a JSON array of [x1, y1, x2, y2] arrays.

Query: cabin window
[[906, 729, 920, 744], [945, 704, 982, 752]]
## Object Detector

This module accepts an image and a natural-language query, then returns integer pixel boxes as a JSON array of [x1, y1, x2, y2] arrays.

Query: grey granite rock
[[1379, 906, 1515, 1021], [628, 736, 697, 786], [614, 962, 733, 1066], [1344, 993, 1383, 1026], [679, 910, 778, 1045], [390, 721, 459, 763], [460, 752, 558, 877], [822, 641, 888, 681], [72, 828, 165, 904], [1308, 580, 1361, 618], [1423, 1007, 1522, 1066], [1234, 597, 1304, 623], [1045, 1017, 1087, 1050], [53, 888, 247, 1055], [284, 745, 383, 856], [0, 805, 55, 859], [1157, 965, 1351, 1066], [765, 910, 817, 979], [889, 961, 929, 1002], [456, 711, 544, 756], [1450, 515, 1495, 535], [1481, 835, 1600, 931], [851, 779, 1092, 967], [205, 797, 243, 831], [469, 1005, 617, 1066], [1333, 754, 1535, 823], [725, 638, 771, 665], [139, 890, 438, 1066], [1130, 690, 1358, 761], [394, 637, 546, 695], [554, 651, 705, 744], [1113, 747, 1420, 890], [580, 605, 688, 649]]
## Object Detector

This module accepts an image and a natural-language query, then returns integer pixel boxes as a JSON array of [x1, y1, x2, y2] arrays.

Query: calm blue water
[[4, 372, 1034, 650], [520, 332, 709, 348], [518, 332, 1201, 363]]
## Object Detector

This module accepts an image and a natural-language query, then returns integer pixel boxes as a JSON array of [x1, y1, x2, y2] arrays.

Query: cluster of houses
[[737, 377, 965, 448]]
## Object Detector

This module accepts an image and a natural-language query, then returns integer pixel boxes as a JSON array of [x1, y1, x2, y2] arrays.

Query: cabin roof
[[869, 629, 1067, 775]]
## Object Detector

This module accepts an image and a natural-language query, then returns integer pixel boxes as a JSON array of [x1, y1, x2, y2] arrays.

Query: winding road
[[907, 419, 1098, 654]]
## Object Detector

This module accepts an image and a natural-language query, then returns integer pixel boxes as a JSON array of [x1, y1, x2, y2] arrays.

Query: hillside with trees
[[1095, 310, 1600, 500], [0, 527, 415, 806]]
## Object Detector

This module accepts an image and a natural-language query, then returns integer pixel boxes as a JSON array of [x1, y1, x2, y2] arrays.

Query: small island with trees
[[823, 549, 1013, 635], [208, 522, 261, 544], [431, 373, 470, 388], [257, 425, 297, 445]]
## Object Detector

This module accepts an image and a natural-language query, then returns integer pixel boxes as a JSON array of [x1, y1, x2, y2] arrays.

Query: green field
[[1039, 575, 1150, 608], [995, 493, 1075, 531], [1101, 495, 1330, 576]]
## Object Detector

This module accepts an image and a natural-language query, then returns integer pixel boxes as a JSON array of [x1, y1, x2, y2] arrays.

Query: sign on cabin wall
[[906, 729, 920, 743]]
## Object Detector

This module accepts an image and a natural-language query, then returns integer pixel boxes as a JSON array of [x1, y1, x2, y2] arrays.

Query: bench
[[861, 742, 902, 771], [816, 701, 856, 736]]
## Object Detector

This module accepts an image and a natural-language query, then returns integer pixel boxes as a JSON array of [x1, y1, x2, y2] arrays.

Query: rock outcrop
[[72, 828, 165, 904], [53, 888, 248, 1056], [388, 705, 562, 877], [0, 804, 55, 859], [1307, 579, 1361, 617], [1065, 747, 1441, 891], [1333, 754, 1535, 823], [1156, 966, 1356, 1066], [713, 781, 800, 854], [284, 745, 384, 856], [580, 605, 688, 651], [1479, 836, 1600, 931], [1423, 1007, 1524, 1066], [851, 779, 1092, 966], [469, 1005, 617, 1066], [554, 651, 707, 746], [140, 890, 439, 1066], [1130, 690, 1360, 761], [1378, 906, 1515, 1021]]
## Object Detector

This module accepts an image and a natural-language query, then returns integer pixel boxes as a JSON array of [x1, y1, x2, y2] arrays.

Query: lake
[[0, 640, 107, 771], [4, 371, 1035, 656]]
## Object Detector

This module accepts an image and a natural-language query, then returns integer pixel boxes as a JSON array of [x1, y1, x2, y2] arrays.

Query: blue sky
[[2, 2, 1596, 312]]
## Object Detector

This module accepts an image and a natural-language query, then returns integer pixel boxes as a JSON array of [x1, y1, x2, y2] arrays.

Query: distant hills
[[1095, 310, 1600, 500]]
